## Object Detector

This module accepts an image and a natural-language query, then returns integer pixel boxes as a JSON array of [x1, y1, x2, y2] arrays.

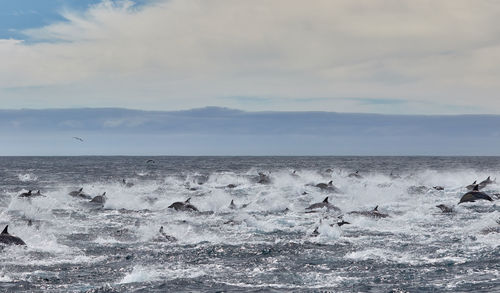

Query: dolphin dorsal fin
[[79, 188, 83, 192], [328, 180, 333, 185], [230, 200, 234, 205], [159, 226, 164, 233], [323, 197, 329, 203], [356, 171, 359, 174], [1, 225, 8, 235], [102, 192, 106, 196], [185, 198, 191, 203], [473, 185, 479, 191], [28, 190, 32, 194], [36, 190, 40, 194], [373, 205, 379, 211]]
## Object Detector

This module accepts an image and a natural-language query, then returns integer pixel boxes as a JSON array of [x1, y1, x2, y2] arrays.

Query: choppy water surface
[[0, 156, 499, 292]]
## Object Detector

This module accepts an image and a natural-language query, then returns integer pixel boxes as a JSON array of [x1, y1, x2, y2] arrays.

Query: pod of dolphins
[[4, 171, 498, 246]]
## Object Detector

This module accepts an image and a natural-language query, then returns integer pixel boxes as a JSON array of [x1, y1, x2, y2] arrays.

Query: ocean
[[0, 156, 499, 292]]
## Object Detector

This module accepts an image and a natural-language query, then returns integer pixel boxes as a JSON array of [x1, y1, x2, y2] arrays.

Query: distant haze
[[1, 107, 499, 156]]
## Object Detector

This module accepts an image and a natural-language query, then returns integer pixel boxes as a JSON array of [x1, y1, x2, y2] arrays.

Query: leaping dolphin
[[466, 180, 478, 190], [459, 185, 493, 204], [478, 176, 495, 189], [18, 190, 32, 197], [305, 197, 341, 213], [90, 192, 107, 204], [311, 181, 341, 193], [168, 198, 199, 212], [19, 190, 44, 198], [68, 188, 92, 200], [348, 171, 363, 179], [0, 226, 26, 246]]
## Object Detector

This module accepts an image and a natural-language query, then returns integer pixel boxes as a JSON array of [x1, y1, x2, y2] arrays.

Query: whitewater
[[0, 156, 498, 292]]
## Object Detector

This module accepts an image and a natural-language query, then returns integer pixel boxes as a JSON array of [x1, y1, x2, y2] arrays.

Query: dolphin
[[313, 181, 341, 193], [459, 185, 493, 204], [348, 206, 389, 218], [168, 198, 199, 212], [122, 179, 134, 188], [348, 171, 363, 179], [305, 197, 341, 213], [334, 220, 350, 227], [466, 180, 478, 190], [228, 199, 249, 210], [478, 176, 495, 189], [229, 199, 237, 209], [257, 172, 271, 184], [18, 190, 32, 197], [90, 192, 107, 204], [436, 204, 454, 213], [0, 226, 26, 246], [226, 184, 237, 189], [159, 226, 177, 242], [69, 188, 92, 200], [68, 187, 83, 196], [389, 172, 401, 179], [19, 190, 45, 198], [315, 180, 333, 189]]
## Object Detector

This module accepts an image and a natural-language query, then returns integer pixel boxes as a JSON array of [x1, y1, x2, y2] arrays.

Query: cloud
[[1, 107, 500, 155], [1, 0, 500, 113]]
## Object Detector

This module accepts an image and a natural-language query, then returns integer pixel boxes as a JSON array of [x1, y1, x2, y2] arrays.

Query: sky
[[1, 0, 500, 114]]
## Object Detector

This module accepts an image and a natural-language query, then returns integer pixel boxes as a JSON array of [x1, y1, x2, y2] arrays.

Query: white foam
[[17, 173, 38, 182]]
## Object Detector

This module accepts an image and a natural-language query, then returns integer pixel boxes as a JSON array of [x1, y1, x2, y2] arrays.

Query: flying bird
[[72, 137, 84, 142]]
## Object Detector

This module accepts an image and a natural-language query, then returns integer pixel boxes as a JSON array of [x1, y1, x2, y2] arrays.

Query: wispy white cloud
[[1, 0, 500, 113]]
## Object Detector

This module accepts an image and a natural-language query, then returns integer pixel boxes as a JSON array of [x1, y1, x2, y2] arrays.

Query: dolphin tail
[[1, 225, 8, 234]]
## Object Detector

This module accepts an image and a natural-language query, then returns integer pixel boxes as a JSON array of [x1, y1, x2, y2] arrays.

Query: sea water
[[0, 156, 499, 292]]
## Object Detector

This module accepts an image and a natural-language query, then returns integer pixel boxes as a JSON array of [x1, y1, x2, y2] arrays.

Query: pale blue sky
[[1, 1, 500, 114]]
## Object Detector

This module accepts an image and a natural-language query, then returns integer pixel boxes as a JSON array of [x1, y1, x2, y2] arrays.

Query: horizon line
[[1, 106, 500, 117]]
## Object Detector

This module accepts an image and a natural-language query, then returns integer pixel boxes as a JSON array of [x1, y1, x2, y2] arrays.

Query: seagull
[[72, 137, 84, 142]]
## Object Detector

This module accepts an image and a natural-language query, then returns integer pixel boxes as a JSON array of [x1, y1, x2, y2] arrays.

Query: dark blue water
[[0, 156, 499, 292]]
